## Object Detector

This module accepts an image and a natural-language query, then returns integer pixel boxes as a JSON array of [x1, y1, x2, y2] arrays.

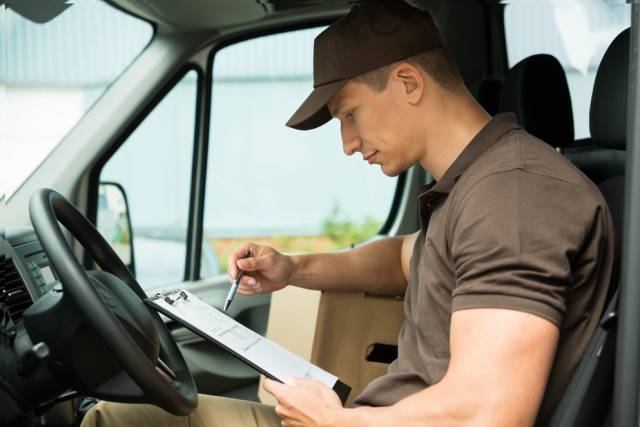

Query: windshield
[[0, 0, 153, 200]]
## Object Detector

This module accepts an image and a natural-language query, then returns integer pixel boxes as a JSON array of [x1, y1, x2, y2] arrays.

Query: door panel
[[310, 291, 405, 407]]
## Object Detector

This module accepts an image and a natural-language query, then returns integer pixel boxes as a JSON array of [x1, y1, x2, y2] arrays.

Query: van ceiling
[[108, 0, 489, 33], [107, 0, 499, 88], [109, 0, 351, 32]]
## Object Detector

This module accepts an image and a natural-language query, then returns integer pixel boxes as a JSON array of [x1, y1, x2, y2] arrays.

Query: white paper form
[[147, 289, 340, 390]]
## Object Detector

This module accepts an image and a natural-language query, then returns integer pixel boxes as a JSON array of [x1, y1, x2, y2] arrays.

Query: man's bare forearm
[[335, 364, 536, 427], [346, 379, 499, 427], [288, 236, 408, 296]]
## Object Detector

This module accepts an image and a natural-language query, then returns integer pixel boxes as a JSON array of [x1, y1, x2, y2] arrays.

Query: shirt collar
[[419, 113, 521, 197]]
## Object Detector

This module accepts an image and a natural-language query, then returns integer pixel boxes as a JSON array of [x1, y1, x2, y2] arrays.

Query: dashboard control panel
[[3, 227, 59, 300]]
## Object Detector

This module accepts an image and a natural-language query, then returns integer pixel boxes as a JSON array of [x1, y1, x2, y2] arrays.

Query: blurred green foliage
[[210, 203, 381, 273], [322, 203, 381, 248]]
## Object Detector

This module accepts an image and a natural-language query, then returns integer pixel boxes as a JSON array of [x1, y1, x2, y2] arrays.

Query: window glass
[[1, 0, 152, 198], [99, 71, 200, 290], [203, 27, 397, 275], [504, 1, 630, 139]]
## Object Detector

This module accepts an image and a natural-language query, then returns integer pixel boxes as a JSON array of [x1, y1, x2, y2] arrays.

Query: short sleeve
[[450, 170, 598, 326]]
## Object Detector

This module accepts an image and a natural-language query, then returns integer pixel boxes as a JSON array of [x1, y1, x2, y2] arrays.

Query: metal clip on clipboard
[[155, 290, 188, 306]]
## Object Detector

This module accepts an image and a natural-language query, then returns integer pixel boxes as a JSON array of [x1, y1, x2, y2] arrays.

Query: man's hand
[[263, 378, 349, 427], [227, 243, 296, 296]]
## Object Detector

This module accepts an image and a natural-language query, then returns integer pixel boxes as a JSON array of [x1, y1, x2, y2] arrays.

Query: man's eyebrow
[[328, 100, 344, 118]]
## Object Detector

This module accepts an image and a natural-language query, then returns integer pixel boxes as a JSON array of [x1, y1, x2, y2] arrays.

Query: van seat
[[470, 76, 503, 116], [499, 54, 574, 149], [548, 27, 630, 427]]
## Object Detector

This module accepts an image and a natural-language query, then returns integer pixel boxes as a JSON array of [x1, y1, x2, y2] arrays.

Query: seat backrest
[[499, 54, 575, 149], [592, 27, 629, 276], [470, 76, 503, 116], [548, 28, 629, 427]]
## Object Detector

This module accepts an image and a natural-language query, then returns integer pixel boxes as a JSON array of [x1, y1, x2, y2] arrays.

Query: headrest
[[499, 54, 574, 148], [470, 76, 503, 116], [590, 28, 630, 150]]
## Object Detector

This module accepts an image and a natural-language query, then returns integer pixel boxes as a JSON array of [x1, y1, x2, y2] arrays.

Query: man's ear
[[393, 63, 425, 105]]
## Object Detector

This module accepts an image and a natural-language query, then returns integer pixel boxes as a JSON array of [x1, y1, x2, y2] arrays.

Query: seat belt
[[548, 287, 619, 427]]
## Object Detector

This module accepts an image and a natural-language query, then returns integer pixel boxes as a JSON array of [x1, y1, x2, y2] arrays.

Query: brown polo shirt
[[354, 113, 615, 426]]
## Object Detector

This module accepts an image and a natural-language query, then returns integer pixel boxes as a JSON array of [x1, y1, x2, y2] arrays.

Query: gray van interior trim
[[614, 4, 640, 425]]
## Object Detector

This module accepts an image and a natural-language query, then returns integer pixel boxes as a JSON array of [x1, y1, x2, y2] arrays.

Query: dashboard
[[1, 227, 59, 323]]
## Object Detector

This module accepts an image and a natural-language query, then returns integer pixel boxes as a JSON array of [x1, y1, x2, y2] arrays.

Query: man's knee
[[80, 400, 187, 427], [190, 395, 280, 427]]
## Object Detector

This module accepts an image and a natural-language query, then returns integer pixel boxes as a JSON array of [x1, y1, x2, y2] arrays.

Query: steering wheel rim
[[29, 188, 198, 415]]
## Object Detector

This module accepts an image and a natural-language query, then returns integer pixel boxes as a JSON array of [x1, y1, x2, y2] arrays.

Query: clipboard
[[145, 289, 351, 404]]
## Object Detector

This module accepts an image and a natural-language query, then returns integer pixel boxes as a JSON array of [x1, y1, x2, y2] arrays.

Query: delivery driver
[[82, 0, 614, 426]]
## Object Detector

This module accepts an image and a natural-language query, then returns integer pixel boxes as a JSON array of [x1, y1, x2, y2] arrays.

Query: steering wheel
[[28, 188, 197, 415]]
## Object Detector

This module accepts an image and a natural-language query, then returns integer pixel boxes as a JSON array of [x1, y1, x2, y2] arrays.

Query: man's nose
[[341, 125, 362, 156]]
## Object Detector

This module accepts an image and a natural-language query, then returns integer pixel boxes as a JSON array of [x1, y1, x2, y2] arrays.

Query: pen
[[224, 250, 250, 312]]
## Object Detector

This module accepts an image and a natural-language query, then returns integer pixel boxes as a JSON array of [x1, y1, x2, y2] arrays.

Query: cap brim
[[286, 79, 348, 130]]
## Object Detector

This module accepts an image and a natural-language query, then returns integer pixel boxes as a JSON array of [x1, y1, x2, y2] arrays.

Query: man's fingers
[[275, 406, 297, 427], [238, 275, 257, 287], [237, 254, 270, 272], [237, 286, 256, 296], [227, 242, 257, 278], [290, 378, 308, 387], [274, 404, 286, 417], [263, 378, 290, 400], [263, 378, 278, 395], [291, 378, 324, 390], [237, 283, 262, 295], [235, 274, 264, 295], [275, 405, 294, 426]]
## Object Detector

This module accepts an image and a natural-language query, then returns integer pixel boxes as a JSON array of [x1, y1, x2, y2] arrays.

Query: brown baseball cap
[[286, 0, 442, 130]]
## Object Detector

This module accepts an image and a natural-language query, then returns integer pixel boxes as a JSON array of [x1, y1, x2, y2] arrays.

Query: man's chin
[[380, 162, 407, 177]]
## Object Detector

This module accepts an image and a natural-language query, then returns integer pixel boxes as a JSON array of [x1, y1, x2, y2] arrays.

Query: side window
[[504, 3, 630, 139], [202, 28, 397, 277], [98, 71, 199, 289]]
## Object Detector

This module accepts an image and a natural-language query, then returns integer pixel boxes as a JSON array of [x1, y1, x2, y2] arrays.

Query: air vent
[[0, 255, 33, 323]]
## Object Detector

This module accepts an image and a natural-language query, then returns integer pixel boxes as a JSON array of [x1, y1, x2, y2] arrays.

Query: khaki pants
[[80, 394, 281, 427]]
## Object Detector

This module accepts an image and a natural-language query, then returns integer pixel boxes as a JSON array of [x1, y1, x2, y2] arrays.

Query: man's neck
[[418, 94, 491, 181]]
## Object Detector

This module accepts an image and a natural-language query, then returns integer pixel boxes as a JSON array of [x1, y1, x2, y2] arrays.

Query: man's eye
[[345, 111, 354, 120]]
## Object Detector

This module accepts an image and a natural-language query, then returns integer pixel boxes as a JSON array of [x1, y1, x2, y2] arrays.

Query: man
[[83, 1, 614, 426]]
